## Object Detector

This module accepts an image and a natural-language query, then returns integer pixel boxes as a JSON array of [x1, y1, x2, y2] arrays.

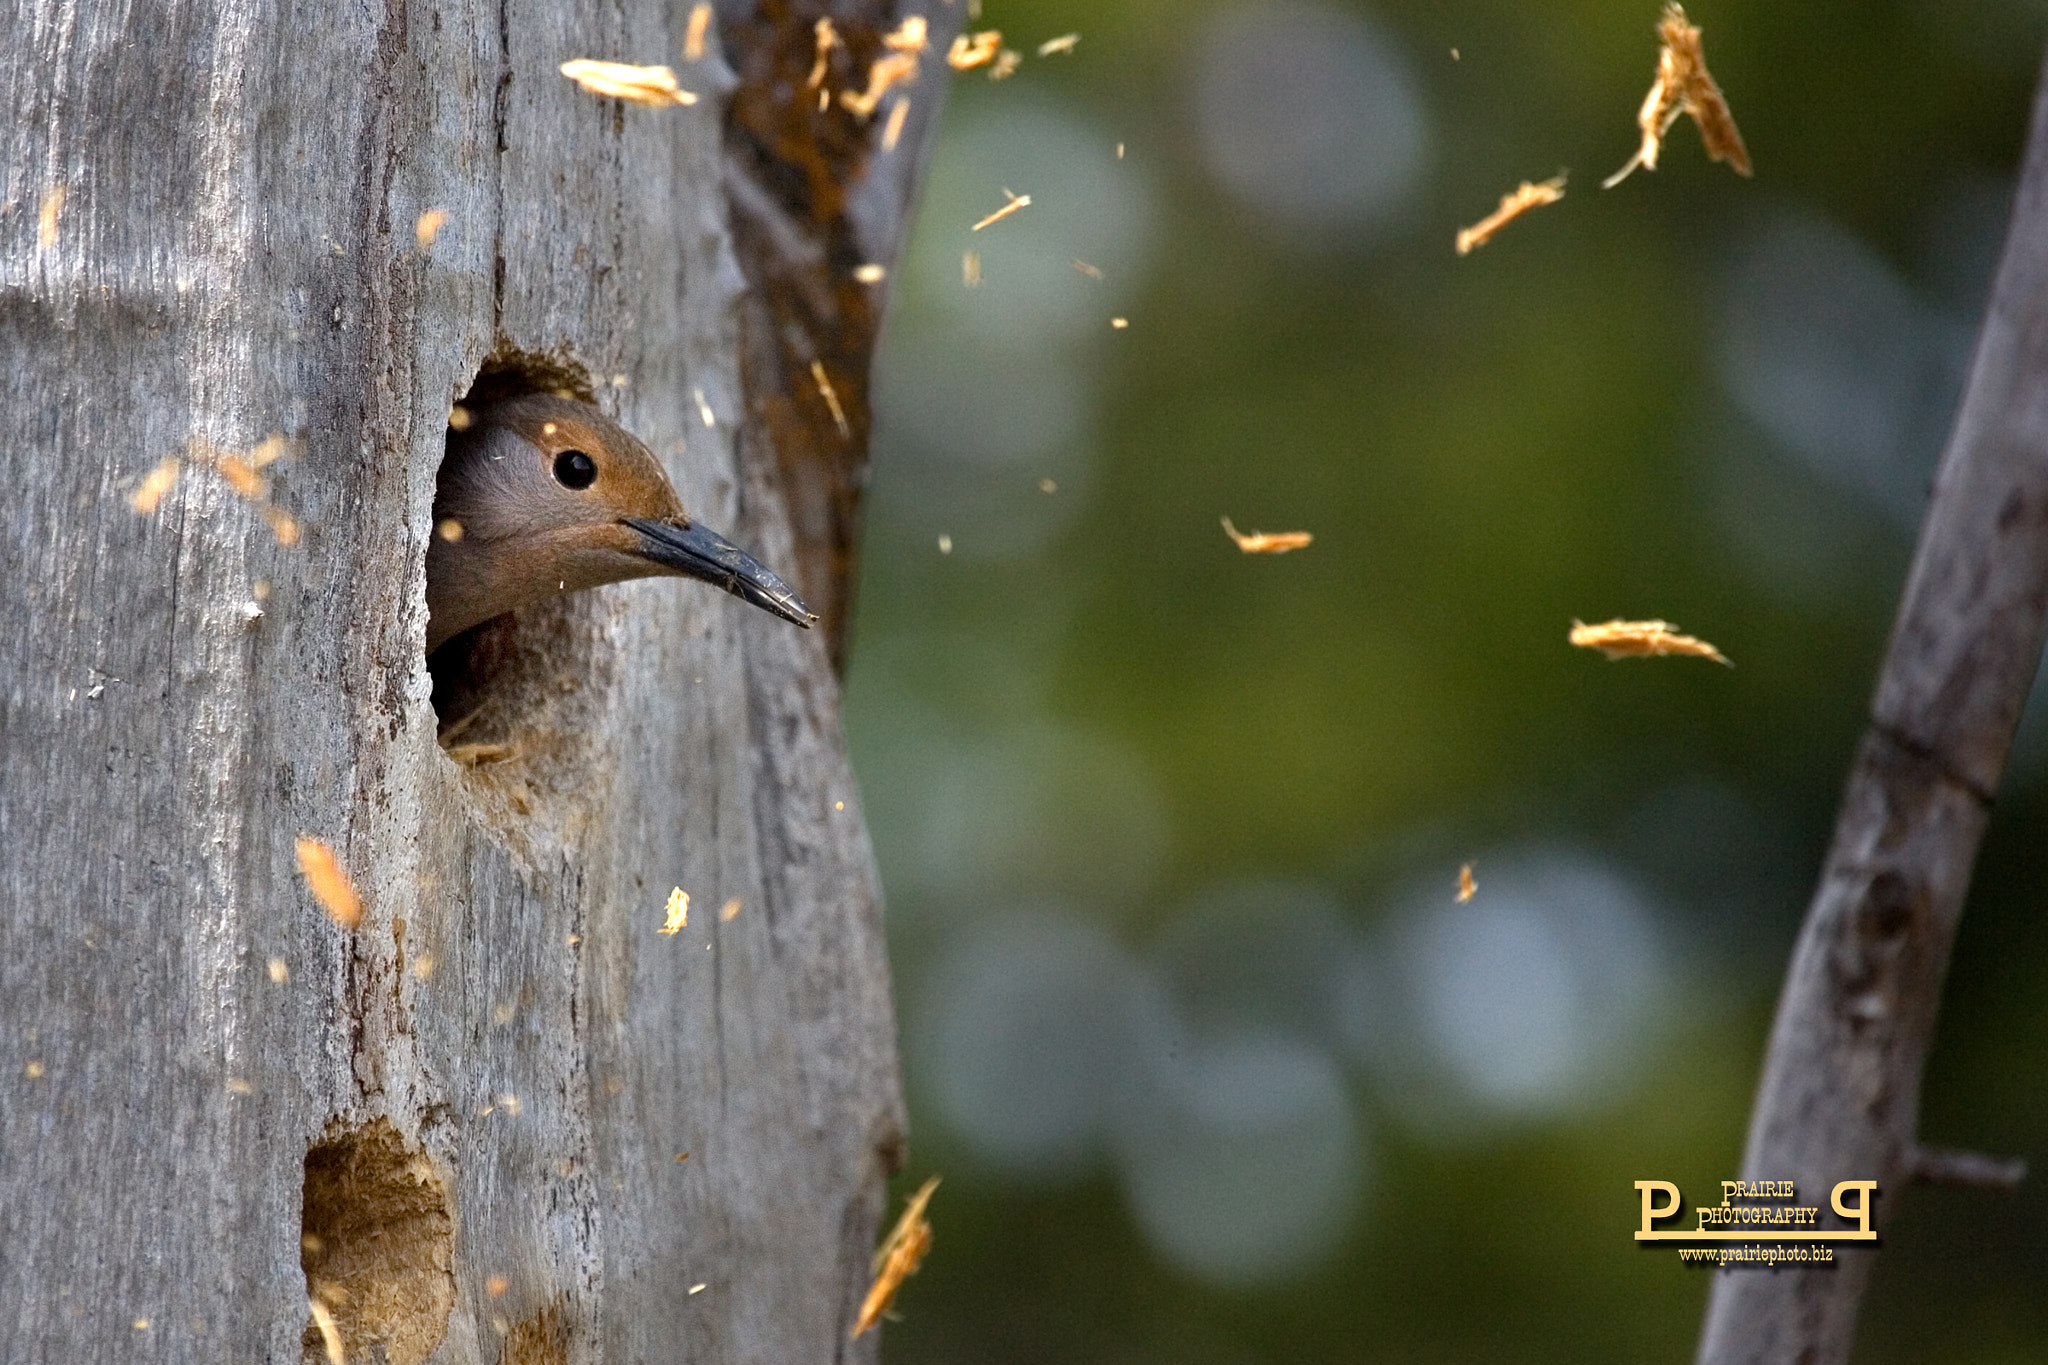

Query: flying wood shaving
[[852, 1176, 940, 1338], [559, 59, 699, 107], [1457, 863, 1477, 903], [296, 837, 363, 930], [808, 17, 840, 88], [881, 96, 910, 152], [264, 507, 300, 546], [1569, 618, 1731, 665], [38, 186, 64, 250], [684, 2, 713, 60], [989, 48, 1022, 80], [970, 190, 1030, 231], [1221, 516, 1312, 554], [308, 1298, 345, 1365], [660, 887, 689, 934], [213, 454, 265, 500], [1038, 33, 1080, 56], [840, 51, 919, 117], [1603, 4, 1750, 188], [446, 742, 515, 767], [415, 208, 447, 248], [883, 16, 929, 53], [962, 250, 981, 286], [719, 897, 742, 922], [129, 456, 181, 514], [948, 30, 1002, 69], [853, 263, 886, 283], [1071, 259, 1103, 279], [1455, 175, 1566, 255], [810, 360, 852, 440]]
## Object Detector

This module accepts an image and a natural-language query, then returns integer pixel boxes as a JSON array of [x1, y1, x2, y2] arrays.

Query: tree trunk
[[0, 2, 950, 1361], [1696, 47, 2048, 1365]]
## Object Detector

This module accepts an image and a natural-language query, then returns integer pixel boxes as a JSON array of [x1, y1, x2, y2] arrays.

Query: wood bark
[[1695, 51, 2048, 1365], [0, 2, 953, 1362]]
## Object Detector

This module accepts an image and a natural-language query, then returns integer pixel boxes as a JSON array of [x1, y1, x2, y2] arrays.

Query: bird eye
[[553, 450, 598, 490]]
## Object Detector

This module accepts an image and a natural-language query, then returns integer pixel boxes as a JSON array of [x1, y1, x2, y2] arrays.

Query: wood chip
[[852, 263, 887, 283], [129, 456, 181, 514], [1455, 174, 1566, 255], [1457, 863, 1477, 903], [660, 887, 689, 934], [308, 1300, 344, 1365], [719, 897, 743, 922], [962, 250, 980, 286], [970, 190, 1031, 231], [948, 30, 1002, 70], [811, 360, 852, 440], [882, 16, 929, 53], [1071, 259, 1103, 279], [881, 96, 910, 152], [1037, 33, 1080, 56], [840, 52, 919, 117], [808, 17, 840, 88], [1221, 516, 1312, 554], [297, 837, 363, 929], [1569, 618, 1731, 665], [989, 48, 1021, 80], [1603, 4, 1750, 188], [38, 186, 66, 251], [684, 2, 713, 60], [852, 1175, 940, 1338], [559, 59, 698, 107], [213, 453, 265, 500], [415, 208, 448, 248], [446, 742, 515, 767]]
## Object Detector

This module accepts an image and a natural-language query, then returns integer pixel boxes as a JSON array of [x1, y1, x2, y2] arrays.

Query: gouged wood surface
[[0, 1, 922, 1361], [1697, 52, 2048, 1365]]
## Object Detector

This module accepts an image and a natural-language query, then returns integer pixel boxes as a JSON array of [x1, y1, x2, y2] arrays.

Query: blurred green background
[[840, 1, 2048, 1358]]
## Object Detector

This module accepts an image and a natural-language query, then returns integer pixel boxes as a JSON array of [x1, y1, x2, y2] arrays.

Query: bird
[[425, 394, 815, 652]]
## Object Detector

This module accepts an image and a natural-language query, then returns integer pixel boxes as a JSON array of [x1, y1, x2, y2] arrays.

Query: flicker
[[425, 394, 813, 651]]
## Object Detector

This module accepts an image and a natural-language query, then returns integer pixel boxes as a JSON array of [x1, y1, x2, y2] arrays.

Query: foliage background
[[842, 1, 2048, 1357]]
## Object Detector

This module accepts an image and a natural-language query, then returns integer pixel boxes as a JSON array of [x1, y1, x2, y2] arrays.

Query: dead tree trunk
[[1695, 49, 2048, 1365], [0, 2, 952, 1361]]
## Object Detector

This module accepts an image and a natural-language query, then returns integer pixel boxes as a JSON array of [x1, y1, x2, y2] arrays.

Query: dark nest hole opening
[[428, 355, 600, 745], [300, 1119, 454, 1365]]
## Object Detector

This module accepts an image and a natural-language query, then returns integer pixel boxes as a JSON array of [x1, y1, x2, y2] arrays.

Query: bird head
[[425, 394, 814, 651]]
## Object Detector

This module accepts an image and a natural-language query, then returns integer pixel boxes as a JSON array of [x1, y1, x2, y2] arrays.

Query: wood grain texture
[[1695, 53, 2048, 1365], [0, 1, 933, 1360]]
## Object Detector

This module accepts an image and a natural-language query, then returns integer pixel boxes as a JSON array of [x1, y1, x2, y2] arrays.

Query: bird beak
[[621, 517, 817, 628]]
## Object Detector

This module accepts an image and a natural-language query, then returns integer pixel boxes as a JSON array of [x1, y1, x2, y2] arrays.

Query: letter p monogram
[[1635, 1180, 1681, 1236]]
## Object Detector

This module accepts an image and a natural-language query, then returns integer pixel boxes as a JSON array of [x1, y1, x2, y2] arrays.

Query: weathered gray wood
[[0, 1, 949, 1360], [1696, 51, 2048, 1365]]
